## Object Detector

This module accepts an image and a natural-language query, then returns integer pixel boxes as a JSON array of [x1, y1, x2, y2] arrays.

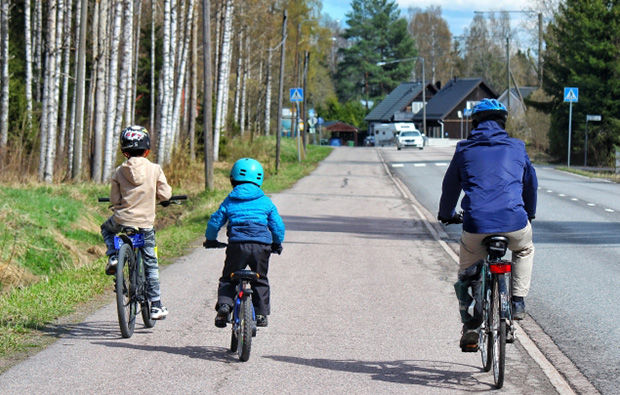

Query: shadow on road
[[533, 220, 620, 245], [281, 215, 431, 241], [263, 355, 493, 391], [93, 341, 238, 362]]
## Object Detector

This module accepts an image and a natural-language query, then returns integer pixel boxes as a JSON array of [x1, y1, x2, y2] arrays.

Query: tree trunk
[[0, 0, 9, 163], [202, 0, 214, 190], [157, 0, 172, 164], [91, 0, 108, 182], [264, 44, 273, 135], [24, 0, 34, 132], [189, 8, 198, 161], [58, 0, 74, 158], [71, 0, 88, 180], [102, 0, 122, 182], [113, 0, 134, 146], [213, 0, 234, 161]]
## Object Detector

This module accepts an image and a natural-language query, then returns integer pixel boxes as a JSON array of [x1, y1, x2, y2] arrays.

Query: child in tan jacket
[[100, 125, 172, 319]]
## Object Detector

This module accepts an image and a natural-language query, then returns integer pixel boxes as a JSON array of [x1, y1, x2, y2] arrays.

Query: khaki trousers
[[459, 222, 534, 297]]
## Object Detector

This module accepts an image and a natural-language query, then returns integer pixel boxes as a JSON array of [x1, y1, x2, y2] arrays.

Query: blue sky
[[320, 0, 536, 37]]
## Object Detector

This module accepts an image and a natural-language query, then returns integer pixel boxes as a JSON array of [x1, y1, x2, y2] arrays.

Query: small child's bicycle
[[228, 269, 259, 362], [99, 195, 187, 338]]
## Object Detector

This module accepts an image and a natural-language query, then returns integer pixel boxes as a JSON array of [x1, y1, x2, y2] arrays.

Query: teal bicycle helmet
[[230, 158, 264, 186], [472, 98, 508, 128]]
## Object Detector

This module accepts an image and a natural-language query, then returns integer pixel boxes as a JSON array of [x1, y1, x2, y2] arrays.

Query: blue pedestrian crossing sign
[[290, 88, 304, 102], [564, 87, 579, 103]]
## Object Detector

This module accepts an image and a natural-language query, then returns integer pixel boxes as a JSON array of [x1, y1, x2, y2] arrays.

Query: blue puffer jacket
[[439, 120, 538, 234], [205, 183, 285, 244]]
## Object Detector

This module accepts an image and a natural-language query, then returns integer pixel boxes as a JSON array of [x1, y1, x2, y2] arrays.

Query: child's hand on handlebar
[[203, 239, 227, 249], [271, 243, 283, 255]]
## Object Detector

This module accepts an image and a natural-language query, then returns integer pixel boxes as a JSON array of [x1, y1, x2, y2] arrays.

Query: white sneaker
[[151, 305, 168, 320]]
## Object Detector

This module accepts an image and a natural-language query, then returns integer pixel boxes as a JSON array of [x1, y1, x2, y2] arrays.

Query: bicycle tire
[[238, 297, 253, 362], [491, 275, 506, 388], [480, 283, 492, 372], [137, 252, 156, 329], [116, 244, 137, 338]]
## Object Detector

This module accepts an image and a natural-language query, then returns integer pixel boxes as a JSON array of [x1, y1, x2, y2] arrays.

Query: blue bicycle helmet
[[230, 158, 264, 186], [472, 98, 508, 128]]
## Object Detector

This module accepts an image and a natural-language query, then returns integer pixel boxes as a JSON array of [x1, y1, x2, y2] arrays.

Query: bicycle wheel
[[137, 254, 156, 329], [480, 285, 492, 372], [116, 244, 137, 338], [491, 275, 506, 388], [237, 298, 253, 362]]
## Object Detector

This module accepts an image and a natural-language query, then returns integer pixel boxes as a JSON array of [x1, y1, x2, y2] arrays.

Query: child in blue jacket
[[204, 158, 285, 328]]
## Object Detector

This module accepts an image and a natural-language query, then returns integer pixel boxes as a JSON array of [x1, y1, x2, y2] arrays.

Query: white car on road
[[396, 130, 424, 150]]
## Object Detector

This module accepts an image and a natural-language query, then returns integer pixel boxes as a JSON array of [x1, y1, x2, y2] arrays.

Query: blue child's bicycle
[[228, 269, 260, 362]]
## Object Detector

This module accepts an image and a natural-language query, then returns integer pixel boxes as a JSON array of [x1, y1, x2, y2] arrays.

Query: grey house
[[364, 82, 438, 136]]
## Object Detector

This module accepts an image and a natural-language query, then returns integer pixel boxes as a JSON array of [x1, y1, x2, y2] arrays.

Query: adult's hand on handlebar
[[438, 212, 463, 225], [160, 200, 171, 207], [203, 239, 227, 249]]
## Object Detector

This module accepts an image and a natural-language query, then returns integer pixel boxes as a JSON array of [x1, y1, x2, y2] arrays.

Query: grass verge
[[0, 137, 331, 370]]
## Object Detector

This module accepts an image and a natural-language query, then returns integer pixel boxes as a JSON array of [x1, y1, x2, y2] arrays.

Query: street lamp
[[376, 57, 426, 136]]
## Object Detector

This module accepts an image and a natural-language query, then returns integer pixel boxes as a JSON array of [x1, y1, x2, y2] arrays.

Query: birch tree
[[112, 0, 134, 145], [24, 0, 34, 132], [91, 0, 108, 182], [0, 0, 9, 163], [102, 0, 123, 182], [213, 0, 234, 161], [157, 0, 172, 164], [203, 0, 214, 190], [58, 0, 74, 156]]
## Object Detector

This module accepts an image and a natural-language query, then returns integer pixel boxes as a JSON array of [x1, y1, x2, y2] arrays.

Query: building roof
[[364, 82, 424, 122], [323, 121, 359, 132], [412, 78, 497, 121]]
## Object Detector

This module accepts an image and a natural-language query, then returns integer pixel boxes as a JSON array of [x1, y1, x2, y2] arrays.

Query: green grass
[[0, 137, 331, 360]]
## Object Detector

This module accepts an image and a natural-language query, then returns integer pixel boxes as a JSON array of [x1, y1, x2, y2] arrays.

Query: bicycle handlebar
[[98, 195, 188, 204]]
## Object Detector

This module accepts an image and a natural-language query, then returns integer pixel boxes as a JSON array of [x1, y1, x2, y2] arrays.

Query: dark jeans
[[217, 242, 272, 315], [101, 216, 163, 302]]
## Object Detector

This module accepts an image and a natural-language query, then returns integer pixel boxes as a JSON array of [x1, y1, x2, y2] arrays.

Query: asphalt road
[[0, 147, 570, 394], [384, 144, 618, 394]]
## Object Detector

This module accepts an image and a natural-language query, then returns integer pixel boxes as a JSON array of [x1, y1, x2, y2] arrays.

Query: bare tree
[[91, 0, 108, 182], [157, 0, 172, 164], [0, 0, 9, 163], [24, 0, 34, 132], [58, 0, 74, 157], [203, 0, 214, 190], [213, 0, 234, 161]]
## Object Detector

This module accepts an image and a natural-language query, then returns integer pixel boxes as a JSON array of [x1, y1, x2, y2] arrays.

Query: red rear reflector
[[489, 263, 511, 274], [239, 291, 244, 298]]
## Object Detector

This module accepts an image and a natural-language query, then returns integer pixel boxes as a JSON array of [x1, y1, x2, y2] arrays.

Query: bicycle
[[478, 235, 515, 389], [99, 195, 187, 338], [204, 241, 265, 362], [441, 212, 515, 389]]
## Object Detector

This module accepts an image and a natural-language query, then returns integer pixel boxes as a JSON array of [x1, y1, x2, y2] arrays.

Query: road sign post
[[290, 88, 304, 162], [564, 87, 579, 167]]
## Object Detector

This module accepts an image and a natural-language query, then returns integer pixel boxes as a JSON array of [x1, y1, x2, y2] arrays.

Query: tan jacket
[[110, 156, 172, 228]]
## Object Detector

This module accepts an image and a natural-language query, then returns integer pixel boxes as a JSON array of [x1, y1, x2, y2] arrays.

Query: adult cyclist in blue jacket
[[204, 158, 285, 328], [438, 99, 537, 351]]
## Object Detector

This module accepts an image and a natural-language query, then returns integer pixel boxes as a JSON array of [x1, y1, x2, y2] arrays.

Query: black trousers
[[217, 242, 272, 315]]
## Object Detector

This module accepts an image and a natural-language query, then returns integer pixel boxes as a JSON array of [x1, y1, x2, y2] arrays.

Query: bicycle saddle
[[483, 235, 509, 259], [230, 270, 260, 282]]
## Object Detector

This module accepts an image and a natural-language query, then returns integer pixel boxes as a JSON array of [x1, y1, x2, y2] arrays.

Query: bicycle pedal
[[461, 344, 479, 353]]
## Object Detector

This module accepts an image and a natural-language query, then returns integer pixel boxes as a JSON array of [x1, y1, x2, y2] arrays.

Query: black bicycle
[[479, 235, 515, 389], [99, 195, 187, 338], [441, 212, 515, 389]]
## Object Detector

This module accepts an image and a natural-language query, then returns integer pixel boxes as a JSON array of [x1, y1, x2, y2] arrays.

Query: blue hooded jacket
[[439, 120, 538, 234], [205, 183, 285, 244]]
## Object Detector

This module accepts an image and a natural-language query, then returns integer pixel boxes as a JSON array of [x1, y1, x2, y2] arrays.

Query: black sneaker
[[105, 255, 118, 276], [460, 326, 479, 352], [512, 297, 526, 320], [215, 304, 231, 328], [256, 315, 268, 327]]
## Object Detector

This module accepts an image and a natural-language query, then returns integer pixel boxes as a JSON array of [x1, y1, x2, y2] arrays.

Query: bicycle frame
[[233, 281, 255, 328], [114, 231, 148, 303]]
